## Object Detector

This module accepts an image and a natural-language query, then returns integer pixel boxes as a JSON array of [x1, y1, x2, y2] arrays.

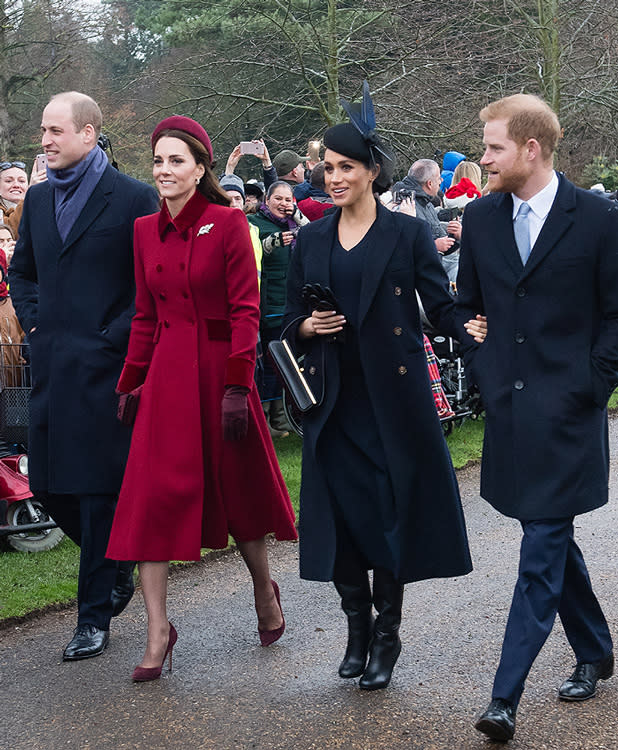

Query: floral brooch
[[197, 223, 215, 236]]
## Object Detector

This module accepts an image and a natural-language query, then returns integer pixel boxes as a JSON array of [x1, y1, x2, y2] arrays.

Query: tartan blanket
[[424, 335, 455, 419]]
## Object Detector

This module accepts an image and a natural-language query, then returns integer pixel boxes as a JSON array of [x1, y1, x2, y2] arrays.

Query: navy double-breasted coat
[[9, 164, 160, 494], [283, 203, 472, 584], [456, 174, 618, 520]]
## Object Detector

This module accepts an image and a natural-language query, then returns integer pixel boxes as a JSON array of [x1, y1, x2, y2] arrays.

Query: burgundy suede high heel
[[132, 622, 178, 682], [258, 580, 285, 647]]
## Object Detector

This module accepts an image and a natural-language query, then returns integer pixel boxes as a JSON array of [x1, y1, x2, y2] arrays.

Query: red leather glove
[[222, 385, 249, 441], [116, 385, 143, 426]]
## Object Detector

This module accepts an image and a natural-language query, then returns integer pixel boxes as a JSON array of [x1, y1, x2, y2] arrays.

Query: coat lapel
[[39, 182, 63, 250], [520, 174, 576, 279], [60, 165, 116, 255], [358, 203, 400, 325]]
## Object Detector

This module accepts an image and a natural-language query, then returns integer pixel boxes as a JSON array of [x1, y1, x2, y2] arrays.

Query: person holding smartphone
[[224, 139, 278, 193]]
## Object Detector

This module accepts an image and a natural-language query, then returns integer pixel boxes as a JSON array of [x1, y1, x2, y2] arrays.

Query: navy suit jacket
[[9, 163, 160, 494], [456, 173, 618, 519]]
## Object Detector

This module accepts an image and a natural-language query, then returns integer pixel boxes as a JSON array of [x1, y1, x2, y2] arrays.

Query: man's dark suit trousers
[[492, 517, 613, 706], [42, 493, 118, 630]]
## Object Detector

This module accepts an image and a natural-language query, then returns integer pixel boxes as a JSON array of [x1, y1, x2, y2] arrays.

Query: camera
[[393, 188, 415, 204]]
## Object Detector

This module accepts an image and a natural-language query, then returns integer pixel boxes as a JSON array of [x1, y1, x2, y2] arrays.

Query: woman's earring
[[196, 177, 201, 185]]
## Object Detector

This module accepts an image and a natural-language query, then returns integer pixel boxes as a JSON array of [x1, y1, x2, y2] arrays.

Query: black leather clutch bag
[[268, 339, 318, 413]]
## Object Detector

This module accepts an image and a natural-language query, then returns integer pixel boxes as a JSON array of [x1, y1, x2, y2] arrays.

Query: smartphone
[[35, 153, 48, 173], [239, 141, 265, 156]]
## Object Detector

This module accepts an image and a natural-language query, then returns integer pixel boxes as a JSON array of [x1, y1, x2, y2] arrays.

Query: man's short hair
[[480, 94, 561, 161], [310, 161, 326, 191], [50, 92, 103, 137], [409, 159, 439, 185]]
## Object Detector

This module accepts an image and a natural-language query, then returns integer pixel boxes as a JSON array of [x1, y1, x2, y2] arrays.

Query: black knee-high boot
[[334, 575, 374, 678], [359, 568, 404, 690]]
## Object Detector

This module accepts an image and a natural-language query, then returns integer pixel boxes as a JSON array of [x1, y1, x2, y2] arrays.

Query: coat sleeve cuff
[[225, 356, 255, 389], [117, 363, 148, 394]]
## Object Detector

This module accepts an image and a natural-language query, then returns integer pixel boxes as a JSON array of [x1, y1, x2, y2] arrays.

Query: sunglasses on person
[[0, 162, 26, 171]]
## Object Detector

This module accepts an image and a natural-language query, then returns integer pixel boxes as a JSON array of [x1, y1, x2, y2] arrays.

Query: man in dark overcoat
[[456, 93, 618, 742], [9, 92, 159, 660]]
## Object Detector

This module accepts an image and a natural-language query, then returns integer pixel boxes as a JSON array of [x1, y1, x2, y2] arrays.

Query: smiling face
[[40, 98, 95, 170], [323, 149, 376, 208], [0, 167, 28, 203], [266, 184, 294, 219], [153, 136, 205, 209], [480, 118, 531, 194]]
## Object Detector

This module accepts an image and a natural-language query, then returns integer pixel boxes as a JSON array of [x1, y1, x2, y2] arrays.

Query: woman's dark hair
[[153, 128, 230, 207], [266, 181, 294, 200], [364, 139, 395, 195]]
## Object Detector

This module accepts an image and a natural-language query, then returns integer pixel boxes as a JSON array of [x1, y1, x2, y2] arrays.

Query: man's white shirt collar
[[512, 171, 559, 221]]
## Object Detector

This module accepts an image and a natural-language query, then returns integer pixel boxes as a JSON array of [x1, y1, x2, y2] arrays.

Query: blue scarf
[[46, 146, 108, 242]]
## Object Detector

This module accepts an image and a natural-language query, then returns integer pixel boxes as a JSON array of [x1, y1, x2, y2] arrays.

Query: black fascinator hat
[[323, 81, 394, 193]]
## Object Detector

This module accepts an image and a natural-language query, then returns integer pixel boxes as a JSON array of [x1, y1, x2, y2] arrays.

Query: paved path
[[2, 423, 618, 750]]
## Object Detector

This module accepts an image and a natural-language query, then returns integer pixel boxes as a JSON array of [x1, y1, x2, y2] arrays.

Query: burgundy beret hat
[[151, 116, 213, 163]]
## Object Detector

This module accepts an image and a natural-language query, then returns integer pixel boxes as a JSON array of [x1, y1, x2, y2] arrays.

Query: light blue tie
[[514, 202, 532, 264]]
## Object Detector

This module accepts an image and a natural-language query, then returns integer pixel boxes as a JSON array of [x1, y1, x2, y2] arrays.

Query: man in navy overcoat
[[456, 93, 618, 742], [10, 92, 159, 660]]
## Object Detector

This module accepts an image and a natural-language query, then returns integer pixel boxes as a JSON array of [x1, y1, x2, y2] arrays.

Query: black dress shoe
[[475, 698, 516, 742], [558, 654, 614, 701], [111, 562, 136, 617], [63, 625, 109, 661]]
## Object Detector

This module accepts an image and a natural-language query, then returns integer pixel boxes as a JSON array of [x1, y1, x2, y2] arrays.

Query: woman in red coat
[[106, 116, 297, 681]]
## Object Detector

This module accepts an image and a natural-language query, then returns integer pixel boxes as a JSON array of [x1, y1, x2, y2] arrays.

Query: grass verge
[[0, 420, 483, 622]]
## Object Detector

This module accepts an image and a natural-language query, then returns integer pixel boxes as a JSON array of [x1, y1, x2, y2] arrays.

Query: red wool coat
[[106, 193, 297, 561]]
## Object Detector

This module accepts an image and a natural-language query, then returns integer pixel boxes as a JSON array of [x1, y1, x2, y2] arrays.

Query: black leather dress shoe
[[62, 625, 109, 661], [111, 562, 136, 617], [475, 698, 516, 742], [558, 654, 614, 701]]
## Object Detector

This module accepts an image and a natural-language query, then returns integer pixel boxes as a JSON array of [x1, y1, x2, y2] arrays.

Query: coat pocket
[[205, 318, 232, 341]]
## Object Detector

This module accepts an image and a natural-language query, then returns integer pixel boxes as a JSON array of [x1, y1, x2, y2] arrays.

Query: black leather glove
[[301, 283, 340, 312]]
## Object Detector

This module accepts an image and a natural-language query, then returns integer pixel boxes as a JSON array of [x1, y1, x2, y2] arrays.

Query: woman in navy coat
[[283, 96, 474, 691]]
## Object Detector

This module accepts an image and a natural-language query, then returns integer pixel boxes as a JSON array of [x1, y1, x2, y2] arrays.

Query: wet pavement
[[2, 422, 618, 749]]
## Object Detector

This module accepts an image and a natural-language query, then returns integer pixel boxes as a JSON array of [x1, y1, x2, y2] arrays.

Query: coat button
[[309, 366, 316, 375], [182, 292, 189, 299], [514, 379, 524, 390], [515, 332, 525, 343], [163, 320, 170, 328], [516, 287, 526, 297], [156, 264, 163, 272], [394, 286, 402, 296], [393, 327, 402, 336], [179, 262, 186, 270], [159, 292, 167, 300], [398, 365, 407, 375]]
